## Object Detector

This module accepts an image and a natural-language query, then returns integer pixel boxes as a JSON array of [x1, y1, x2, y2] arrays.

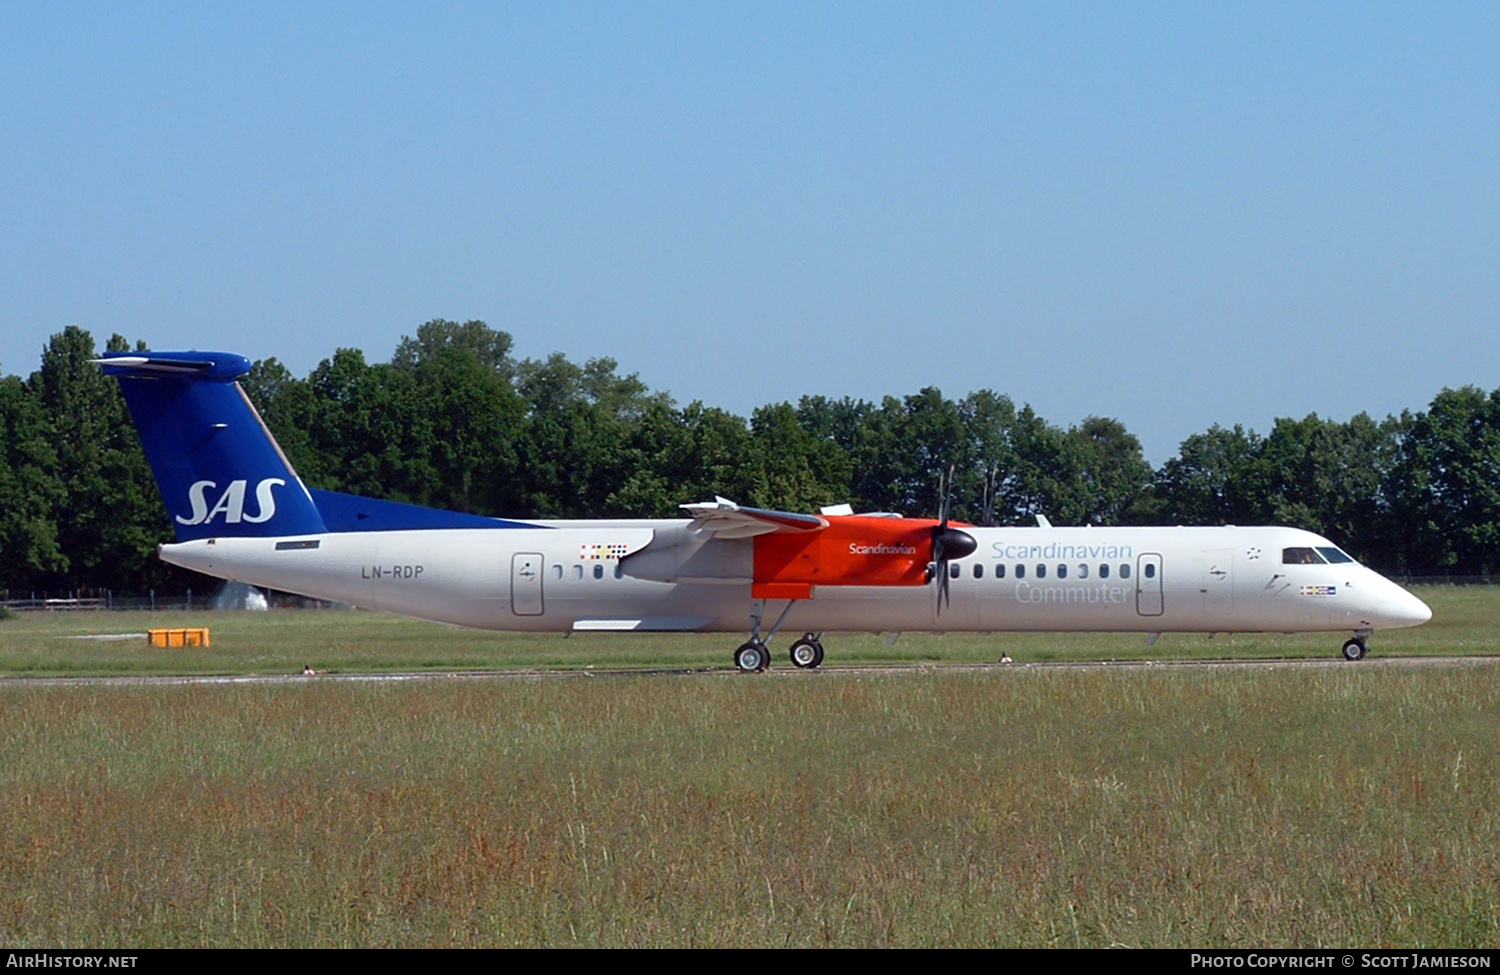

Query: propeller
[[980, 463, 999, 528], [931, 466, 978, 617]]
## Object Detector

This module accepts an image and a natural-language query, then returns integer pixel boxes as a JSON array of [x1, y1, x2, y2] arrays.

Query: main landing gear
[[735, 641, 772, 672], [733, 598, 824, 672], [789, 634, 825, 669], [733, 633, 825, 672], [1341, 631, 1371, 661]]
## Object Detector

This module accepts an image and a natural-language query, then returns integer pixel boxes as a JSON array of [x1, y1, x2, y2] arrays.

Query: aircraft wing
[[680, 497, 828, 538]]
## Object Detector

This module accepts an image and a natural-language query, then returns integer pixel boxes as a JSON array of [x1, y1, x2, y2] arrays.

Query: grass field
[[0, 585, 1496, 947], [0, 585, 1485, 678]]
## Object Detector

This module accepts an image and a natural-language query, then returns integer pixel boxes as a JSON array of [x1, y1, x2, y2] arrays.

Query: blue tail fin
[[99, 351, 327, 541]]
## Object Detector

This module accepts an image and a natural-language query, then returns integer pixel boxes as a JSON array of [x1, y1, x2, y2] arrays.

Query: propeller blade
[[982, 464, 998, 527], [937, 464, 954, 528], [931, 462, 974, 618], [931, 465, 978, 619]]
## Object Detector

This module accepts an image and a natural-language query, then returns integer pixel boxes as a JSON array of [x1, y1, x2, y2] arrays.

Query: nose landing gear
[[1341, 634, 1369, 661]]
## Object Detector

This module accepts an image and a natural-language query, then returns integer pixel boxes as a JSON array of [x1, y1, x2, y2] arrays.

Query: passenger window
[[973, 564, 984, 579], [1144, 563, 1156, 579], [1282, 547, 1325, 565], [593, 564, 604, 580], [1099, 564, 1109, 579], [551, 564, 562, 580], [995, 563, 1006, 580], [614, 565, 623, 579], [572, 564, 583, 580], [1036, 564, 1046, 579], [950, 562, 961, 579], [1120, 564, 1131, 580], [1057, 564, 1067, 579], [1015, 564, 1025, 579]]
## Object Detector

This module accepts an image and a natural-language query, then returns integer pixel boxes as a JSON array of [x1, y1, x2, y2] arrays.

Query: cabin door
[[1135, 553, 1164, 616], [511, 552, 545, 616]]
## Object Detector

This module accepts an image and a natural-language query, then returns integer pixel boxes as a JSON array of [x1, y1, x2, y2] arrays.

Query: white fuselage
[[159, 521, 1431, 637]]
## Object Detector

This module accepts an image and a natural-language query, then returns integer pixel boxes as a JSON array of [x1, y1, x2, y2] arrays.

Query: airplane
[[98, 350, 1432, 669]]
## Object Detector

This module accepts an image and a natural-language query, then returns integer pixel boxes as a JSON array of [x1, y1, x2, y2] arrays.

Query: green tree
[[994, 405, 1077, 525], [813, 389, 975, 518], [1256, 413, 1395, 560], [0, 370, 67, 591], [514, 352, 666, 517], [392, 319, 515, 378], [746, 402, 851, 513], [1395, 387, 1500, 575], [243, 357, 321, 481], [1063, 416, 1155, 525], [1155, 425, 1269, 527], [606, 400, 755, 516], [26, 328, 164, 590], [957, 390, 1020, 525]]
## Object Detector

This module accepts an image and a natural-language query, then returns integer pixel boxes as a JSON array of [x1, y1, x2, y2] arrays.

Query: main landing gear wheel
[[735, 641, 770, 673], [789, 634, 825, 670], [1342, 637, 1368, 661]]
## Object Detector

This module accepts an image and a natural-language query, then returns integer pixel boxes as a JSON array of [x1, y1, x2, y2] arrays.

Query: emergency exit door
[[1201, 548, 1234, 616]]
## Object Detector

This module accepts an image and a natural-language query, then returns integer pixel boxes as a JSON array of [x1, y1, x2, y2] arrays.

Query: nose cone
[[1357, 576, 1432, 630], [1384, 586, 1433, 628]]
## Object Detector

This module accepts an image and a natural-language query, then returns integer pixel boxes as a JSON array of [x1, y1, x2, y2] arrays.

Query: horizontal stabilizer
[[94, 351, 253, 381]]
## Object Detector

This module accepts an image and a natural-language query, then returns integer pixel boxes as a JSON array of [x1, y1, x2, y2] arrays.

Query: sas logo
[[177, 478, 286, 526]]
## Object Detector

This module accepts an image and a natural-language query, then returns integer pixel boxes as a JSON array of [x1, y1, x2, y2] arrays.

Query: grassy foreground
[[0, 585, 1483, 677], [1, 585, 1495, 947], [1, 664, 1498, 947]]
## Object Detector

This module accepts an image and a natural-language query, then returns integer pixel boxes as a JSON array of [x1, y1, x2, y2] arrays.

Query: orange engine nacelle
[[750, 516, 937, 600]]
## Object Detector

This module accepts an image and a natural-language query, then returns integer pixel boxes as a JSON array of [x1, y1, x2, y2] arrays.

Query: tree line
[[2, 321, 1497, 594]]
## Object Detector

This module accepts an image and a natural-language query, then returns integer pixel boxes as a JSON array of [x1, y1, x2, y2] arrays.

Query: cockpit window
[[1282, 547, 1326, 565], [1316, 547, 1354, 564]]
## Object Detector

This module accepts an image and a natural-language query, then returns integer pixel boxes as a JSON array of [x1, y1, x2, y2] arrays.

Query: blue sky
[[2, 2, 1496, 462]]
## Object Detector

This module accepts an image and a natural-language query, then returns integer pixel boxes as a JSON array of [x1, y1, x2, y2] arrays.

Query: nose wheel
[[1341, 637, 1368, 661]]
